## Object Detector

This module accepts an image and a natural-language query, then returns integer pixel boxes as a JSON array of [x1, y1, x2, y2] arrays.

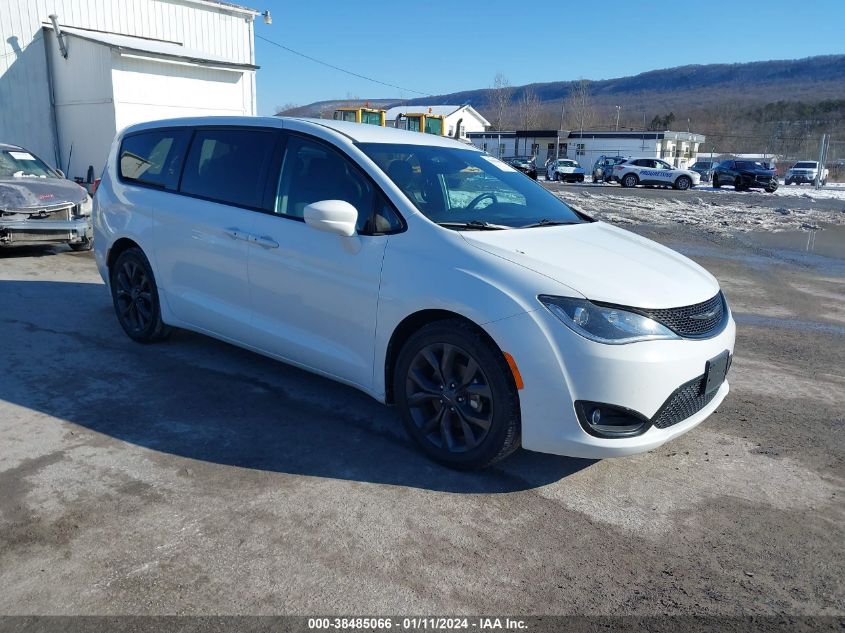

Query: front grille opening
[[652, 373, 720, 430]]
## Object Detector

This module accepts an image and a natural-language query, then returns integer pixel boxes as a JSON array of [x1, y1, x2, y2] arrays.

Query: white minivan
[[94, 117, 735, 469]]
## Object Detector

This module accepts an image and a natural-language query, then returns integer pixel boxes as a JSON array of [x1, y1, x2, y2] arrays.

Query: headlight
[[80, 195, 93, 216], [539, 295, 679, 344]]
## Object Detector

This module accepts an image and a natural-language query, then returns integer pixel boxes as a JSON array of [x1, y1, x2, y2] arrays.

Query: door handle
[[253, 235, 279, 249], [224, 227, 246, 240]]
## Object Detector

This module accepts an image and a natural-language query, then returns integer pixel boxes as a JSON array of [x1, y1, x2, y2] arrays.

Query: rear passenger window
[[180, 129, 277, 209], [119, 130, 189, 190]]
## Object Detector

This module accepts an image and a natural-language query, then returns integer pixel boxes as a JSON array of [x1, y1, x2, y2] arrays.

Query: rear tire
[[110, 247, 171, 343], [734, 177, 745, 192], [393, 319, 521, 470], [621, 173, 638, 188]]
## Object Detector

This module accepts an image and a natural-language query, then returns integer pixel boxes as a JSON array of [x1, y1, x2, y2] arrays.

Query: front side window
[[360, 143, 588, 229], [275, 135, 400, 233], [119, 130, 189, 189], [180, 129, 277, 208]]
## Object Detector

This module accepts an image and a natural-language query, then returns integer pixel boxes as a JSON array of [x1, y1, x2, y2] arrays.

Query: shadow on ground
[[0, 278, 592, 494]]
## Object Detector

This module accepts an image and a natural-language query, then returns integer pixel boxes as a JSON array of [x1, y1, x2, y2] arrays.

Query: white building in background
[[468, 129, 705, 169], [384, 105, 490, 140], [0, 0, 258, 182]]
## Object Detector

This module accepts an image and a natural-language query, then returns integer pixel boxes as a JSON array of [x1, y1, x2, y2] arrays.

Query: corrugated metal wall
[[0, 0, 256, 170]]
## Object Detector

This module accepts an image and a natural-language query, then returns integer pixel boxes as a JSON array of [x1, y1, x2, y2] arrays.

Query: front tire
[[110, 247, 171, 343], [712, 174, 721, 188], [674, 175, 692, 190], [394, 319, 521, 470], [69, 238, 93, 252]]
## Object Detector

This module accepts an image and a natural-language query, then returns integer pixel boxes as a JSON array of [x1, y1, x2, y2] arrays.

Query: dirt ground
[[0, 185, 842, 619]]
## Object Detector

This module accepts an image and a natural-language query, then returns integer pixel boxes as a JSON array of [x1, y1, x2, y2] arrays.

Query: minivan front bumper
[[483, 305, 736, 459]]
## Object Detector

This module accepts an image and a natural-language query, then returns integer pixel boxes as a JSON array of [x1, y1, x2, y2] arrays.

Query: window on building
[[119, 129, 190, 190], [482, 142, 488, 152], [531, 143, 540, 157], [180, 129, 277, 208], [576, 143, 585, 156], [499, 143, 506, 157]]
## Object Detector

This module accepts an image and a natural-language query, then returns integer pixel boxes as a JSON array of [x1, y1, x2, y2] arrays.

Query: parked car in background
[[613, 157, 700, 190], [506, 156, 537, 179], [785, 161, 828, 186], [712, 160, 778, 192], [547, 158, 585, 183], [690, 160, 715, 182], [0, 143, 93, 250], [95, 116, 735, 469], [591, 155, 626, 183]]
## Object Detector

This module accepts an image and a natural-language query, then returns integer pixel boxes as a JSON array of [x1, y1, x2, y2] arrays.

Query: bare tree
[[488, 72, 512, 131], [519, 87, 541, 130], [274, 102, 300, 116], [564, 79, 597, 131]]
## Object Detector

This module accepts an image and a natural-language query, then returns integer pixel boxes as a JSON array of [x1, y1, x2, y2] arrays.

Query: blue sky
[[253, 0, 844, 115]]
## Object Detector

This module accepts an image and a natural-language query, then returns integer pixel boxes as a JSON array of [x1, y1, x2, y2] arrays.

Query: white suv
[[94, 116, 734, 469], [613, 157, 700, 190]]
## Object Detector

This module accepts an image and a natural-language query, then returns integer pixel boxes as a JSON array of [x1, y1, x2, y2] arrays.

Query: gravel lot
[[0, 185, 843, 619]]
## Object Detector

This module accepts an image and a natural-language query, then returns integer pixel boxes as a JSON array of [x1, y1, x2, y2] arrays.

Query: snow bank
[[552, 188, 845, 234]]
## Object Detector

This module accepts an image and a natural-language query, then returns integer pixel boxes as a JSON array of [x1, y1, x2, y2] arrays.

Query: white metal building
[[0, 0, 258, 182], [384, 105, 490, 140], [468, 129, 706, 170]]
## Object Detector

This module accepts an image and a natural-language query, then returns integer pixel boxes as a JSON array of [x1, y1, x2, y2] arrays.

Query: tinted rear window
[[180, 129, 278, 208], [794, 162, 817, 168], [119, 130, 189, 189]]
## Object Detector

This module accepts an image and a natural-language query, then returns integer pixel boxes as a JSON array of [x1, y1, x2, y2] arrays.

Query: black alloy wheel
[[394, 320, 520, 469], [110, 248, 171, 343]]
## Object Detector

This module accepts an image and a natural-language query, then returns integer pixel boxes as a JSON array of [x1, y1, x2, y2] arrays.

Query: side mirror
[[55, 169, 65, 179], [303, 200, 358, 237]]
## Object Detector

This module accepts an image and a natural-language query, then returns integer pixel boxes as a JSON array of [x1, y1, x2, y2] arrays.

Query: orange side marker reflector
[[503, 352, 524, 390]]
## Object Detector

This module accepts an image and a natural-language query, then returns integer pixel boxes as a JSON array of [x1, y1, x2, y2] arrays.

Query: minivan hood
[[461, 221, 720, 309], [0, 178, 86, 211]]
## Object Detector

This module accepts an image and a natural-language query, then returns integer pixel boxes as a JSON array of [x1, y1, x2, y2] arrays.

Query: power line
[[256, 34, 430, 97]]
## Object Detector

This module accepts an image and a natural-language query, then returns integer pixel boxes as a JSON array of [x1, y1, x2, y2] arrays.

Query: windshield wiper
[[519, 219, 577, 229], [436, 220, 510, 231]]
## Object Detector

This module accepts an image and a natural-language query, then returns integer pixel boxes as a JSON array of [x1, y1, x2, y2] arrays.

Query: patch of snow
[[552, 189, 845, 234]]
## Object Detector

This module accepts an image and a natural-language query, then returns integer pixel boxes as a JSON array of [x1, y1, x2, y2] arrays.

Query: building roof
[[468, 129, 705, 141], [44, 25, 259, 70], [186, 0, 259, 16]]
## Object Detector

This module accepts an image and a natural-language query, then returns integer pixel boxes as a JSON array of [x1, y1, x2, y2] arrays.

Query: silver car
[[0, 143, 93, 250]]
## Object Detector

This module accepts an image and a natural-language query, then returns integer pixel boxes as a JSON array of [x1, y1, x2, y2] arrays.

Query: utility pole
[[815, 134, 829, 190], [615, 105, 621, 131]]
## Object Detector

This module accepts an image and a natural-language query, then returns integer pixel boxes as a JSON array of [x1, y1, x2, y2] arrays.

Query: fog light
[[575, 401, 650, 438]]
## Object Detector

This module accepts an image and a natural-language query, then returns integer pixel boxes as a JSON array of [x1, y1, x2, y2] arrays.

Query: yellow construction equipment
[[333, 107, 386, 126], [396, 108, 445, 136]]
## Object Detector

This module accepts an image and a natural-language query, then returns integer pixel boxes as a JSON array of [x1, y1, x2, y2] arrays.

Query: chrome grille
[[640, 292, 726, 338]]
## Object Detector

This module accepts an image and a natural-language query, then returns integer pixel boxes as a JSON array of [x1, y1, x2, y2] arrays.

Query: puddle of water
[[743, 224, 845, 260]]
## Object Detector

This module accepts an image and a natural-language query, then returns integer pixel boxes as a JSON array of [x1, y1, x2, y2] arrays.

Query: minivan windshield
[[0, 149, 57, 179], [793, 162, 817, 168], [359, 143, 588, 229]]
